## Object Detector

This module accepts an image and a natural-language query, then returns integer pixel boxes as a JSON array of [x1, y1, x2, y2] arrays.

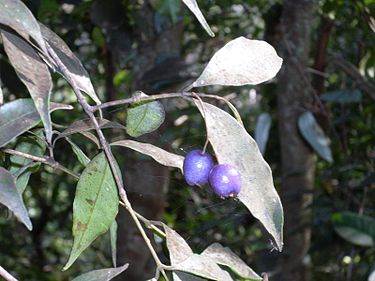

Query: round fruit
[[183, 149, 214, 186], [209, 164, 241, 197]]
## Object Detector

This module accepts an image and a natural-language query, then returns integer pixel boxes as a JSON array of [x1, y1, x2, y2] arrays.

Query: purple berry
[[209, 164, 241, 198], [183, 149, 214, 186]]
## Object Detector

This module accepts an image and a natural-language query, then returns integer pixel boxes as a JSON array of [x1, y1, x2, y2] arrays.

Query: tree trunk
[[276, 1, 317, 280]]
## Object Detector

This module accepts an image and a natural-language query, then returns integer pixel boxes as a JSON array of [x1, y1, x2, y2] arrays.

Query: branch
[[330, 55, 375, 101], [92, 92, 243, 125], [1, 148, 80, 180], [45, 42, 171, 276], [91, 92, 189, 111], [0, 266, 18, 281]]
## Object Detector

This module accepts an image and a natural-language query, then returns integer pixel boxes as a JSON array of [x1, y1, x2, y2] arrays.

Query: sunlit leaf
[[298, 111, 333, 162], [1, 30, 53, 143], [71, 264, 129, 281], [9, 131, 46, 193], [66, 138, 91, 167], [320, 89, 362, 103], [332, 211, 375, 247], [174, 254, 233, 280], [0, 167, 32, 230], [195, 101, 284, 251], [54, 118, 125, 145], [201, 243, 261, 280], [126, 92, 165, 137], [163, 224, 204, 281], [163, 224, 193, 263], [369, 269, 375, 281], [182, 0, 214, 37], [0, 82, 3, 105], [173, 272, 205, 281], [39, 23, 101, 105], [163, 224, 232, 281], [111, 140, 183, 170], [0, 99, 73, 148], [63, 153, 119, 270], [0, 0, 48, 54], [190, 37, 282, 88], [255, 113, 272, 155], [110, 220, 118, 267]]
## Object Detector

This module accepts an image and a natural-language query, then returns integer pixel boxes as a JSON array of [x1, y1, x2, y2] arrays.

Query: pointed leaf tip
[[63, 153, 119, 270], [298, 111, 333, 162], [39, 23, 102, 105], [111, 140, 184, 170], [0, 0, 48, 54], [195, 100, 284, 251], [0, 99, 72, 148], [0, 167, 32, 230], [1, 30, 53, 143], [71, 264, 129, 281], [182, 0, 215, 37]]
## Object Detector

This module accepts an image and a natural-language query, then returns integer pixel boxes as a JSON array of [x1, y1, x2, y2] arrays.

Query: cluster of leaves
[[0, 0, 285, 280]]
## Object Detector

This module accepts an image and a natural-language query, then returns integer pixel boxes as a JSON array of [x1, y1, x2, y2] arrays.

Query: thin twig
[[0, 266, 19, 281], [91, 92, 190, 111], [45, 42, 172, 274], [92, 91, 244, 125], [1, 148, 80, 180], [191, 93, 210, 154], [330, 55, 375, 101]]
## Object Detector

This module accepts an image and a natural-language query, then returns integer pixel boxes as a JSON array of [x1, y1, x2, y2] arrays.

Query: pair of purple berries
[[183, 149, 241, 198]]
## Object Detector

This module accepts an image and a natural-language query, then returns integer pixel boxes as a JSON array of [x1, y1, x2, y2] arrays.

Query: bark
[[311, 16, 334, 96], [276, 1, 317, 280]]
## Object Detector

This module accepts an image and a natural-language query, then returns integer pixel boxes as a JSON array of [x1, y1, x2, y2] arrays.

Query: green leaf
[[0, 0, 48, 54], [39, 23, 101, 105], [182, 0, 214, 37], [0, 167, 32, 230], [71, 264, 128, 281], [298, 111, 333, 162], [126, 93, 165, 137], [201, 243, 261, 280], [320, 89, 362, 103], [111, 140, 183, 170], [332, 211, 375, 247], [195, 101, 284, 251], [63, 152, 119, 270], [0, 99, 73, 148], [66, 138, 91, 167], [190, 37, 282, 88], [255, 113, 272, 155], [1, 30, 53, 143], [9, 131, 46, 193], [110, 220, 118, 267]]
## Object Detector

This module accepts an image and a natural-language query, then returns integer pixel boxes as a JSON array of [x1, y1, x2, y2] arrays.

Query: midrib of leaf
[[0, 110, 37, 129], [133, 103, 150, 133], [76, 158, 110, 249]]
